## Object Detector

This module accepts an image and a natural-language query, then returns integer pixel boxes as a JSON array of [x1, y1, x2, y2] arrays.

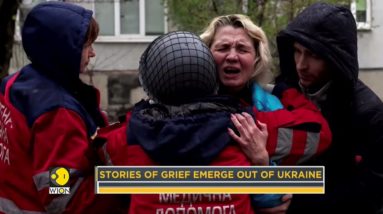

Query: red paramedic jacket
[[97, 88, 331, 213], [0, 70, 120, 213], [0, 2, 123, 213]]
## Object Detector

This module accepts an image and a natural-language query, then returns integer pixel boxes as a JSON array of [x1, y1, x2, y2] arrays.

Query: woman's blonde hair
[[200, 14, 272, 84]]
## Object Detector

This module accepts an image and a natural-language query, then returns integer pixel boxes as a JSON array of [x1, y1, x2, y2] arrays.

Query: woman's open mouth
[[224, 68, 240, 74]]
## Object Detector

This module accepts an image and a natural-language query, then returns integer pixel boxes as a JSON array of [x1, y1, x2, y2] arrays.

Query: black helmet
[[139, 31, 217, 105]]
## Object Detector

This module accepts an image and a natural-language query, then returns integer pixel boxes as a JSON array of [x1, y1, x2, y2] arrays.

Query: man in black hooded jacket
[[276, 2, 383, 214]]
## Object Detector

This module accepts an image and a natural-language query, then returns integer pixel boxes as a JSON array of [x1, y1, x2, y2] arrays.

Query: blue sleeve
[[252, 83, 283, 112], [251, 194, 284, 209]]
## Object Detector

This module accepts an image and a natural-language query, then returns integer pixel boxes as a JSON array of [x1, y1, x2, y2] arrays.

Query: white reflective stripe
[[0, 197, 46, 214], [33, 171, 50, 191], [271, 128, 293, 162], [102, 143, 113, 166], [297, 132, 320, 164], [45, 177, 84, 214]]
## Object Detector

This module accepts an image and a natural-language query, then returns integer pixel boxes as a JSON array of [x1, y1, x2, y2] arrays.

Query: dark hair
[[84, 17, 99, 46]]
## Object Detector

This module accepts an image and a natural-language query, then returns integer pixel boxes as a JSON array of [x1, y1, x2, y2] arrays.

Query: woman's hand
[[228, 112, 269, 165]]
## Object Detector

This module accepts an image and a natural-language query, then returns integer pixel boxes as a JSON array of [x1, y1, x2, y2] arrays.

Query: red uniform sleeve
[[96, 112, 154, 166], [96, 121, 130, 166], [31, 108, 123, 213], [256, 88, 332, 165]]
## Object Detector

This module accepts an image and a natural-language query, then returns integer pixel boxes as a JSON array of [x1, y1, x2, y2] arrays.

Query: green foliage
[[247, 0, 350, 54], [166, 0, 245, 34], [166, 0, 351, 73]]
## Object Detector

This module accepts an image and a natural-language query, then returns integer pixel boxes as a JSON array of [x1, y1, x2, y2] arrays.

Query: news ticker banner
[[95, 166, 324, 194]]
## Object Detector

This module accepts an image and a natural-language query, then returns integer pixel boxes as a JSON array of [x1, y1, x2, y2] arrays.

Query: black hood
[[127, 96, 251, 165], [277, 2, 358, 90]]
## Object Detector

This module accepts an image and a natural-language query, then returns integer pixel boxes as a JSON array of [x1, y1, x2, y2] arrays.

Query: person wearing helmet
[[95, 31, 274, 213], [95, 30, 332, 213]]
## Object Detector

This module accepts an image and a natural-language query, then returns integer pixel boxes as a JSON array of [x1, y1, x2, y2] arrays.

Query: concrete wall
[[9, 0, 383, 122], [91, 42, 147, 71], [80, 70, 146, 122], [357, 0, 383, 100], [81, 42, 149, 122], [357, 0, 383, 69], [359, 70, 383, 99]]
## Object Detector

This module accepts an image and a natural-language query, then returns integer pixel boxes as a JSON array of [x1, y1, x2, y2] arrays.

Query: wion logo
[[49, 167, 70, 195]]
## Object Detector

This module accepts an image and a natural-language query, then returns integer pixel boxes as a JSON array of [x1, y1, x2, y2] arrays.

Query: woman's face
[[210, 25, 257, 93], [80, 44, 96, 73]]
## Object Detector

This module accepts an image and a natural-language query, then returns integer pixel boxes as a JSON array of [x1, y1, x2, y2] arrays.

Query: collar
[[299, 81, 332, 109]]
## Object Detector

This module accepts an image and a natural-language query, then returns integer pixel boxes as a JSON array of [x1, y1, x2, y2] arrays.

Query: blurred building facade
[[9, 0, 382, 121]]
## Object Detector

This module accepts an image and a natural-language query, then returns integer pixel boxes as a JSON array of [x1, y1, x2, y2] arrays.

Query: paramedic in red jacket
[[0, 2, 120, 213], [96, 31, 332, 213]]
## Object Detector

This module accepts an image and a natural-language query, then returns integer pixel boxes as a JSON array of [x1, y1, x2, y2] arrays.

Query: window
[[351, 0, 371, 30], [94, 0, 167, 42]]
